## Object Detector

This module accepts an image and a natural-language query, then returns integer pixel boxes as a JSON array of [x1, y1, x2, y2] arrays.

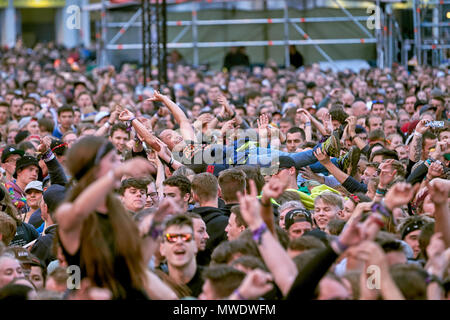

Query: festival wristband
[[252, 222, 268, 245]]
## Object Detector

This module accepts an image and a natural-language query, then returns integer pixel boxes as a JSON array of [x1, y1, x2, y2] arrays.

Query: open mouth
[[174, 248, 186, 257]]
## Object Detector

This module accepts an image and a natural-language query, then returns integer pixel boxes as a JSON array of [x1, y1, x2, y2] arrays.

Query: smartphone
[[425, 121, 444, 128]]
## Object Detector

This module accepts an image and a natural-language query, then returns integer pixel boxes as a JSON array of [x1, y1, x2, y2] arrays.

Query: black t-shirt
[[59, 212, 149, 300], [186, 265, 205, 298], [10, 222, 39, 247]]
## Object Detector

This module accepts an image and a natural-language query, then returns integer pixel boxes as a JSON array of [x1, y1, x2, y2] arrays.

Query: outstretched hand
[[384, 182, 420, 211], [313, 148, 331, 164], [234, 269, 274, 300], [237, 180, 263, 231]]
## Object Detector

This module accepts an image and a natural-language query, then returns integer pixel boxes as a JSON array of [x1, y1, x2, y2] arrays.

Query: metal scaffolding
[[87, 0, 411, 70], [412, 0, 450, 66]]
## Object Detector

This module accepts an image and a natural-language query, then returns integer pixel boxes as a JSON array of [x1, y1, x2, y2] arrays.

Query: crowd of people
[[0, 40, 449, 301]]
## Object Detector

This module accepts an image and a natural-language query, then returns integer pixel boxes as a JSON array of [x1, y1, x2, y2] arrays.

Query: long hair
[[65, 136, 147, 298]]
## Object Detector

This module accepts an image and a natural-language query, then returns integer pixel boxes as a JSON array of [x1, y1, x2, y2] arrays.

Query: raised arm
[[147, 90, 195, 142], [56, 158, 154, 255], [37, 136, 68, 186], [346, 116, 367, 151], [95, 109, 118, 137], [427, 178, 450, 247], [260, 176, 287, 236], [355, 241, 404, 300], [314, 148, 349, 183], [238, 180, 298, 296], [119, 108, 161, 152], [409, 119, 428, 163]]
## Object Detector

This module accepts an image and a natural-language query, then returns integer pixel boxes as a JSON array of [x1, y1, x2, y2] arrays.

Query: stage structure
[[412, 0, 450, 66], [83, 0, 412, 72]]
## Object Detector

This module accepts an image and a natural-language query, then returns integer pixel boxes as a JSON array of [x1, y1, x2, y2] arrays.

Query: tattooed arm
[[409, 119, 428, 163]]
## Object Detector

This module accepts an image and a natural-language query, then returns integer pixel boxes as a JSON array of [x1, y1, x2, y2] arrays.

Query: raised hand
[[257, 114, 269, 133], [354, 241, 388, 270], [378, 159, 396, 188], [384, 182, 420, 211], [427, 178, 450, 205], [234, 269, 274, 300], [147, 90, 166, 102], [321, 112, 333, 135], [313, 148, 331, 164], [119, 108, 135, 121], [329, 88, 341, 99], [299, 167, 324, 184], [115, 157, 154, 179], [37, 136, 52, 154], [296, 108, 311, 123], [415, 119, 429, 135], [346, 116, 357, 136], [237, 180, 263, 231], [217, 95, 233, 116], [426, 161, 444, 180], [261, 175, 288, 204]]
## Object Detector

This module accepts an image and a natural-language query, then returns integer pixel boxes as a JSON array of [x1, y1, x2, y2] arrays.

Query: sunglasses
[[164, 233, 193, 243], [372, 100, 384, 104]]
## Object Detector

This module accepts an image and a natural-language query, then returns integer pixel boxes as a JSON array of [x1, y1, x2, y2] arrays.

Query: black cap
[[43, 184, 66, 213], [50, 139, 67, 156], [13, 155, 43, 181], [285, 208, 312, 230], [1, 146, 24, 163], [278, 156, 296, 170]]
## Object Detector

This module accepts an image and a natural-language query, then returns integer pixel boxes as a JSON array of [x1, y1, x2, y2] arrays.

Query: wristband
[[233, 289, 247, 300], [334, 238, 349, 255], [103, 122, 111, 128], [414, 131, 422, 138], [127, 117, 136, 132], [305, 122, 311, 126], [376, 188, 387, 196], [40, 150, 55, 162], [252, 222, 268, 245], [169, 157, 174, 166], [371, 202, 391, 224], [146, 222, 163, 240]]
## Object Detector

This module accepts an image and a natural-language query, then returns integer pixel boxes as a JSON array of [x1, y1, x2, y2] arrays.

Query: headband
[[401, 220, 425, 239], [74, 141, 115, 180]]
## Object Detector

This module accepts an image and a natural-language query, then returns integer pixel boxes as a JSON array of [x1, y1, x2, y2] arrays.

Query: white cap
[[94, 111, 110, 124], [24, 180, 43, 193]]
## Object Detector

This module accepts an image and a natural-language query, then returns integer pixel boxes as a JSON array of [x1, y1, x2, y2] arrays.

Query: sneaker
[[320, 131, 340, 158], [338, 146, 361, 176]]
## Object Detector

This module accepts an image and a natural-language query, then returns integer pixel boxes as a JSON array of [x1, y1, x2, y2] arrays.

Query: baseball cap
[[43, 184, 67, 213], [1, 146, 24, 163], [277, 156, 296, 170], [24, 180, 43, 194], [284, 208, 313, 231], [94, 111, 110, 124]]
